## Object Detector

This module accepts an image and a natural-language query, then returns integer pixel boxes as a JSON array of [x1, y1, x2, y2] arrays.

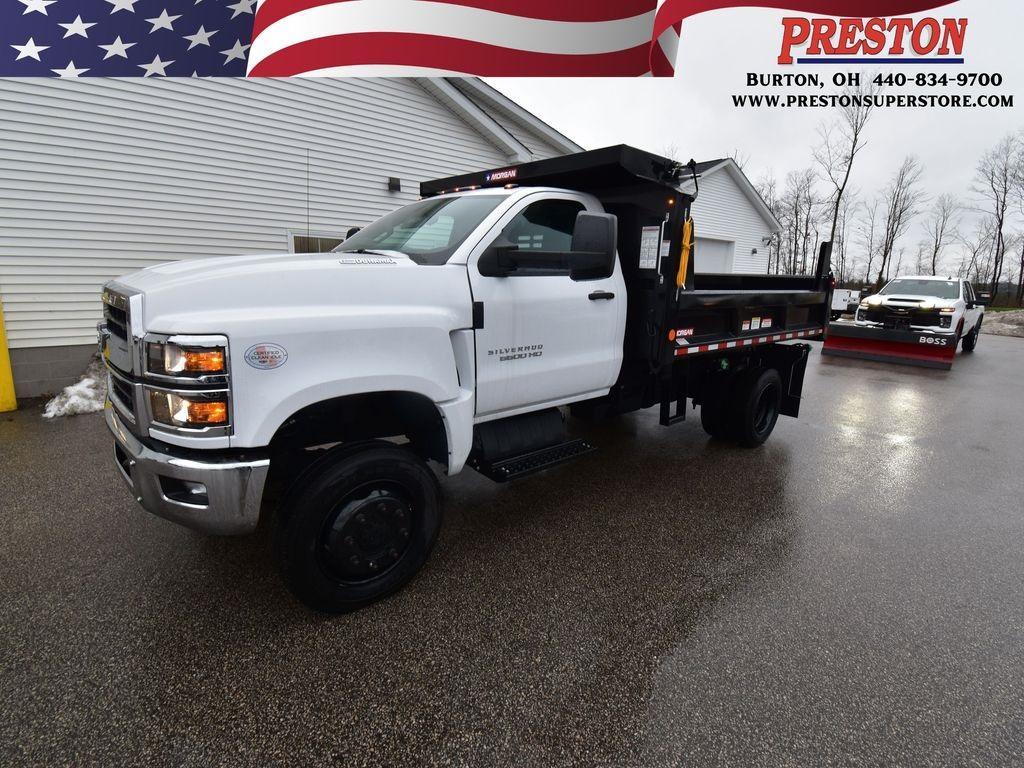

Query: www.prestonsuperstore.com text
[[734, 71, 1014, 109]]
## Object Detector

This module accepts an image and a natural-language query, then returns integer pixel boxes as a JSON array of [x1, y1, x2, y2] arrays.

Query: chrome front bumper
[[105, 404, 269, 535]]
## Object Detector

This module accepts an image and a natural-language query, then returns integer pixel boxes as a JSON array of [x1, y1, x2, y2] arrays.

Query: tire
[[962, 320, 981, 352], [700, 372, 735, 439], [730, 368, 783, 448], [275, 441, 441, 613]]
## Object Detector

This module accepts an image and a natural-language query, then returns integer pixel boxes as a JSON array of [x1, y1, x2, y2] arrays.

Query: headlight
[[859, 300, 870, 309], [148, 390, 229, 427], [147, 342, 226, 376], [939, 307, 957, 314], [866, 296, 883, 307]]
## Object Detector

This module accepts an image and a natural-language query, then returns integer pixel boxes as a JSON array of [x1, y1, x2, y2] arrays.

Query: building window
[[290, 231, 348, 253]]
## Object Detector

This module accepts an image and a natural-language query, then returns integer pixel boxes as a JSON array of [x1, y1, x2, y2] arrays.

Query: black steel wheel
[[275, 442, 441, 613], [730, 368, 782, 448]]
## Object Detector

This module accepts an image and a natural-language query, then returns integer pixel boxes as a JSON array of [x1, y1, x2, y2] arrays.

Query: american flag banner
[[2, 0, 257, 76], [3, 0, 954, 78]]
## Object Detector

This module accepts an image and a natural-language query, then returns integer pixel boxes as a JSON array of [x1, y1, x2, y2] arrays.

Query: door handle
[[588, 291, 615, 301]]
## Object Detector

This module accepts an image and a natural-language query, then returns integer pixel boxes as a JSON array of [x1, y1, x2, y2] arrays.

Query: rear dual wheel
[[701, 367, 782, 448]]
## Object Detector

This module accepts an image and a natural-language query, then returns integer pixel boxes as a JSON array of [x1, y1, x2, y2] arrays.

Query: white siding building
[[0, 78, 579, 397], [690, 159, 780, 275]]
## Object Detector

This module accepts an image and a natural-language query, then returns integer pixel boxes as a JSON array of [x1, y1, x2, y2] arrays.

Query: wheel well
[[269, 391, 449, 467]]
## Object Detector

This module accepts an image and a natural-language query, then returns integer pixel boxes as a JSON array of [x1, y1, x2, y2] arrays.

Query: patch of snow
[[42, 356, 108, 419], [981, 310, 1024, 339]]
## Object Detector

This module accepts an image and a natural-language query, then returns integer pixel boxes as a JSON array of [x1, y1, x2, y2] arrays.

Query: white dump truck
[[99, 146, 832, 612]]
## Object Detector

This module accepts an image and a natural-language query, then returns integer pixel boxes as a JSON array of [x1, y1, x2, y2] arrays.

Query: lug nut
[[368, 561, 379, 571], [344, 536, 355, 546], [355, 513, 366, 524], [349, 555, 360, 566]]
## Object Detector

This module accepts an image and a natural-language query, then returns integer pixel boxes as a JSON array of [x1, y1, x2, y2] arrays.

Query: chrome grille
[[110, 373, 134, 412], [102, 289, 130, 340]]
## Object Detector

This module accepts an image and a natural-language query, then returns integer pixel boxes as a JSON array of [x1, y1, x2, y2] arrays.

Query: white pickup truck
[[99, 146, 832, 612], [855, 276, 986, 351], [823, 275, 988, 369]]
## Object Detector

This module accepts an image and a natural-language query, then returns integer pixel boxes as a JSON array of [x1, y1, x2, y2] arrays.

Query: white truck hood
[[867, 293, 954, 308], [114, 251, 473, 335]]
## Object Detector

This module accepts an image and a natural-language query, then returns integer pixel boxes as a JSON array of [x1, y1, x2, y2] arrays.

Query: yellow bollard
[[0, 297, 16, 412]]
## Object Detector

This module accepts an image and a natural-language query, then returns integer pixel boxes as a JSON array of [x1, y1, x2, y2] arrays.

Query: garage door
[[696, 238, 735, 273]]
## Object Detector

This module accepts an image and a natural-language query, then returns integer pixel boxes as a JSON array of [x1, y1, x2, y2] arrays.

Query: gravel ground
[[982, 309, 1024, 338], [2, 336, 1023, 767]]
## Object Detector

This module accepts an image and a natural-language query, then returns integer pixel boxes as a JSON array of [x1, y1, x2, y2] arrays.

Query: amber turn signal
[[185, 400, 228, 425]]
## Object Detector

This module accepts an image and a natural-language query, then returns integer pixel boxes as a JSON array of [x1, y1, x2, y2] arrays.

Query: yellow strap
[[0, 298, 16, 412], [676, 217, 694, 290]]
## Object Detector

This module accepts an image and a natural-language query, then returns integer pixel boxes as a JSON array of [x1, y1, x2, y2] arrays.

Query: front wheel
[[962, 320, 981, 352], [730, 368, 783, 448], [275, 442, 441, 613]]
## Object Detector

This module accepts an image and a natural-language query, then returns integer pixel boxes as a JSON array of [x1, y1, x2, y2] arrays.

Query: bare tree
[[778, 168, 818, 274], [892, 248, 905, 279], [973, 134, 1020, 300], [857, 197, 882, 285], [755, 172, 782, 273], [814, 81, 879, 258], [923, 193, 960, 276], [729, 149, 750, 172], [1007, 233, 1024, 309], [1014, 135, 1024, 306], [833, 191, 858, 284], [958, 219, 995, 283], [874, 156, 926, 289]]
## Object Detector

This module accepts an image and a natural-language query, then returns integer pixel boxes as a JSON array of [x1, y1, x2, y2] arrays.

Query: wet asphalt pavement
[[2, 336, 1023, 767]]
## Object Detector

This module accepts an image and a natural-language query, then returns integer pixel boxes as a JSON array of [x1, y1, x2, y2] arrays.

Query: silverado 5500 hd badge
[[488, 344, 543, 362]]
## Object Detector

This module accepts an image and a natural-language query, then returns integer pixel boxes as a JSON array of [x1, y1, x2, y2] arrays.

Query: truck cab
[[100, 145, 831, 612]]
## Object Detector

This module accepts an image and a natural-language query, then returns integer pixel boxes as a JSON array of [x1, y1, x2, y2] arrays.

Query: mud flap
[[762, 342, 810, 418], [822, 323, 957, 370]]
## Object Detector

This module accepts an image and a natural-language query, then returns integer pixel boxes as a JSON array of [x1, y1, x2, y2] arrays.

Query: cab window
[[499, 199, 584, 257]]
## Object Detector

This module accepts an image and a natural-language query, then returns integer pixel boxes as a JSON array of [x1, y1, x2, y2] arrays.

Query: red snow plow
[[821, 322, 958, 370]]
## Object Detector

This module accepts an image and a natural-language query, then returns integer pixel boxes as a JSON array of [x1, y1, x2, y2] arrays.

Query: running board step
[[469, 438, 596, 482]]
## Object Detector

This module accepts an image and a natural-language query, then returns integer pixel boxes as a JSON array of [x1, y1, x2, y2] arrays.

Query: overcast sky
[[486, 0, 1023, 269]]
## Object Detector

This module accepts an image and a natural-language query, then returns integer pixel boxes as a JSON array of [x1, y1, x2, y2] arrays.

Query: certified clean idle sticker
[[244, 343, 288, 370]]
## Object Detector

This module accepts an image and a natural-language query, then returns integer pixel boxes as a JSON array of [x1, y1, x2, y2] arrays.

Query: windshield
[[334, 195, 505, 265], [880, 279, 960, 300]]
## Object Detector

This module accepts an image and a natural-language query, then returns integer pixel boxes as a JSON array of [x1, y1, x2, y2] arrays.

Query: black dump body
[[424, 145, 831, 422]]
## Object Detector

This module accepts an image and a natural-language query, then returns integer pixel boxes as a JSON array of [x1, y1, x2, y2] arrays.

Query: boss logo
[[918, 337, 949, 347]]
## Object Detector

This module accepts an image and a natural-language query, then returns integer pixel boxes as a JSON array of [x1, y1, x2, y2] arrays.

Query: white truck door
[[963, 281, 982, 330], [468, 193, 626, 419]]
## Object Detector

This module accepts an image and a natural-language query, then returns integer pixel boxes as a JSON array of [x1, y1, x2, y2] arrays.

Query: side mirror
[[345, 226, 361, 240], [975, 291, 992, 307], [477, 244, 518, 277], [568, 212, 617, 281]]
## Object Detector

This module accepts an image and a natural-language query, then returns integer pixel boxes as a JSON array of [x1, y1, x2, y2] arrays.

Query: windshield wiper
[[335, 248, 406, 258]]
